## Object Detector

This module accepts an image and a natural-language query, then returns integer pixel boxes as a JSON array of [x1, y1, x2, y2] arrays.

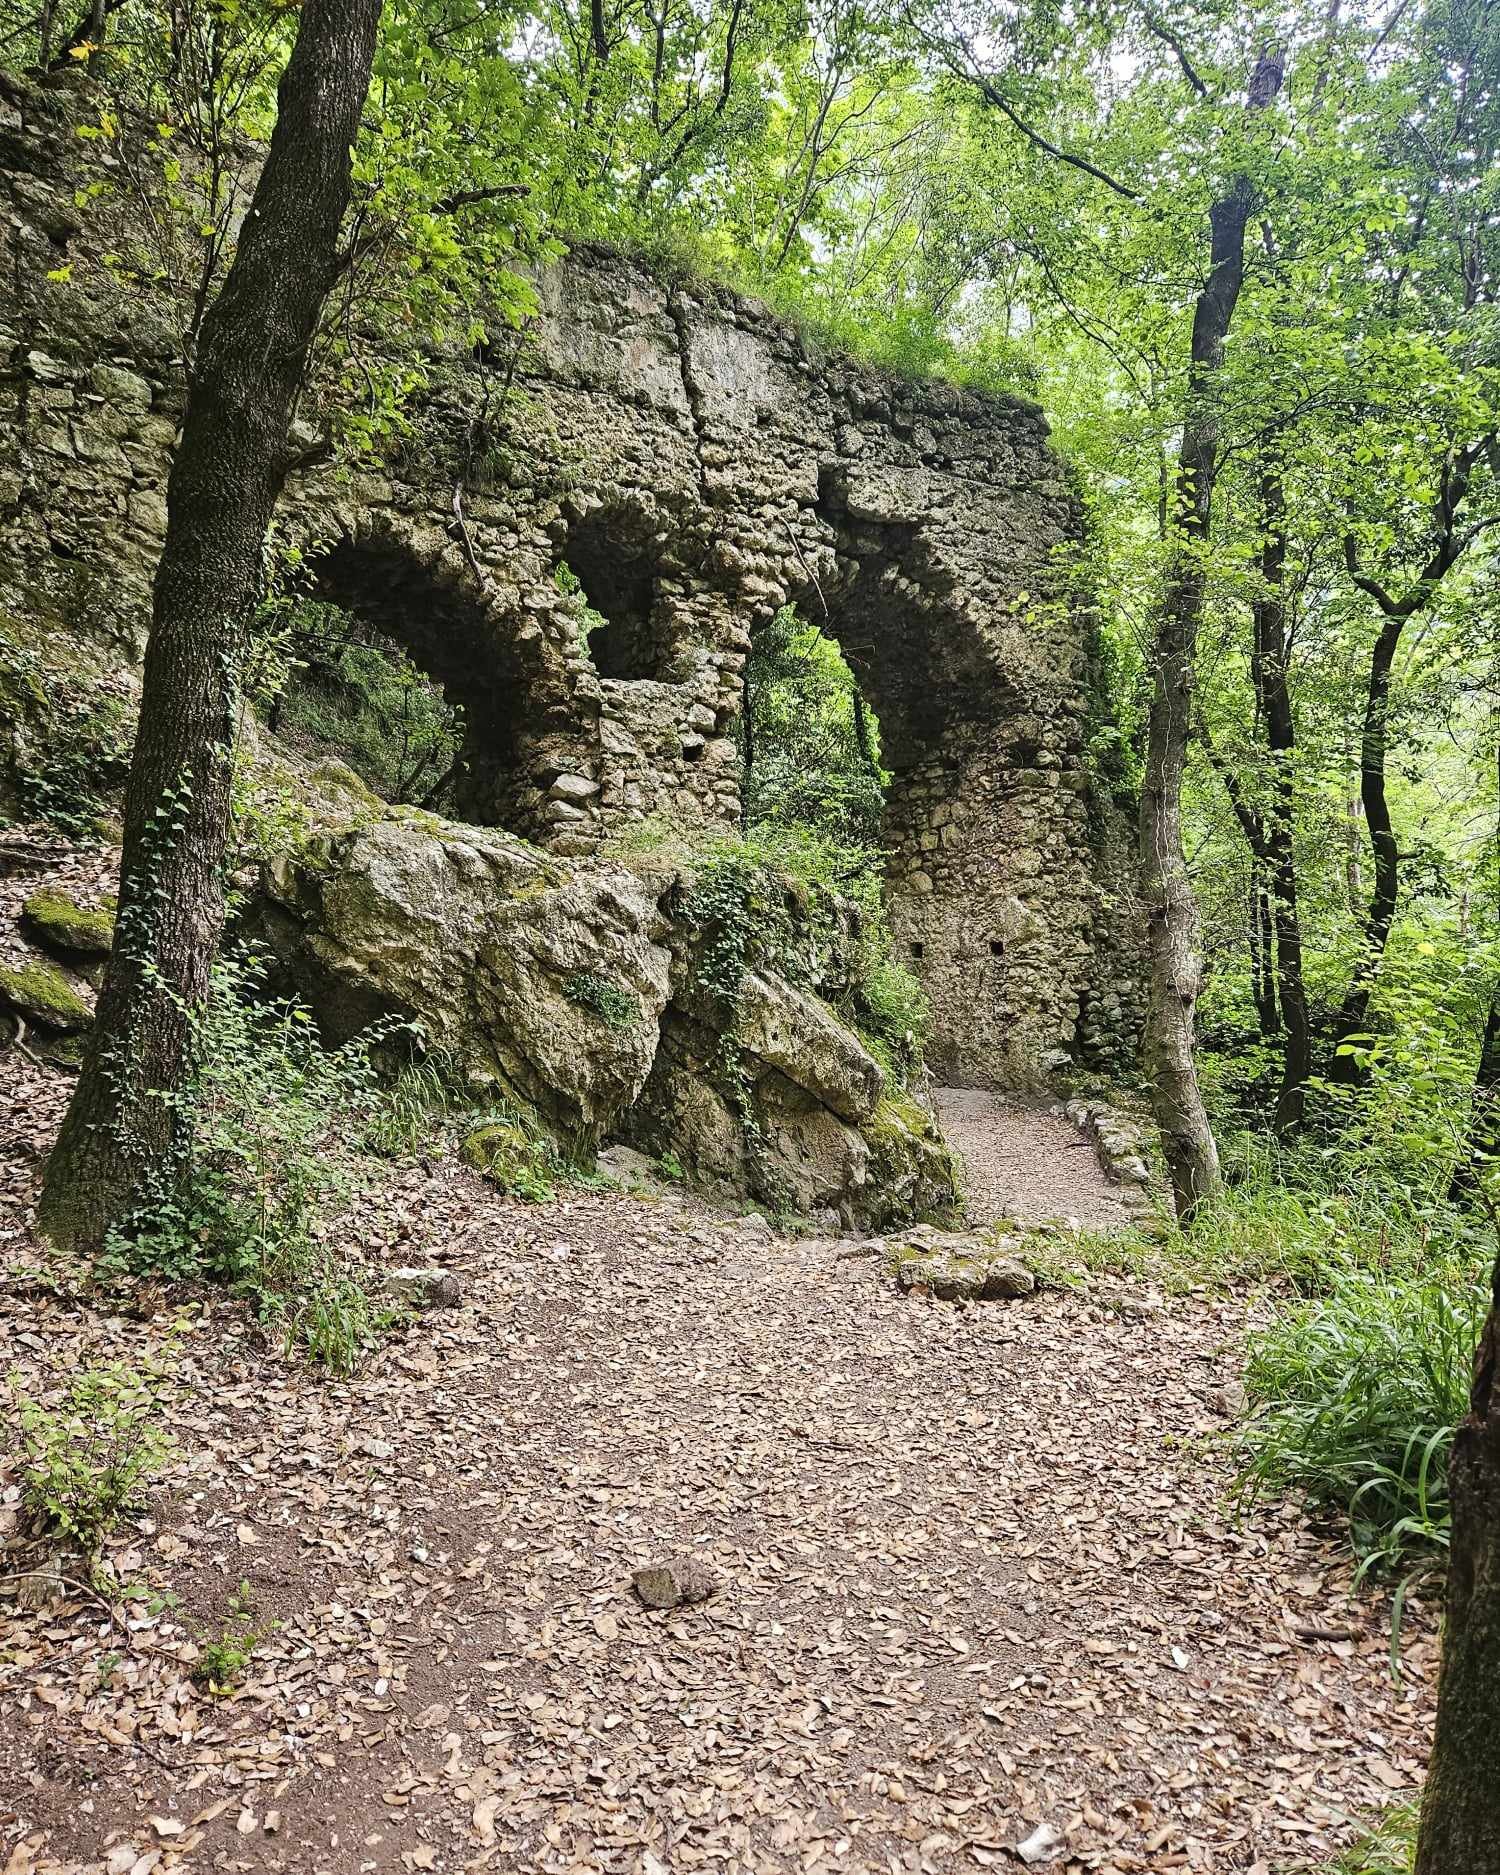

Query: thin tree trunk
[[1332, 438, 1491, 1080], [1252, 464, 1312, 1134], [1452, 732, 1500, 1200], [1452, 997, 1500, 1200], [1249, 870, 1279, 1038], [1328, 609, 1405, 1081], [1414, 1246, 1500, 1875], [1141, 46, 1284, 1218], [38, 0, 383, 1254]]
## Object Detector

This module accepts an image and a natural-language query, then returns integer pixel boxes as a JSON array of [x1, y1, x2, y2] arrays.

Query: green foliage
[[859, 957, 931, 1062], [264, 604, 463, 808], [563, 970, 640, 1033], [1324, 1805, 1417, 1875], [11, 1358, 175, 1560], [1239, 1254, 1486, 1578], [104, 952, 422, 1374], [742, 606, 886, 855], [553, 561, 611, 650], [192, 1580, 272, 1694]]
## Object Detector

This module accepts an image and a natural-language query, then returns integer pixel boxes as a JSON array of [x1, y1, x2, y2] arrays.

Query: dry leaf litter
[[0, 917, 1436, 1874]]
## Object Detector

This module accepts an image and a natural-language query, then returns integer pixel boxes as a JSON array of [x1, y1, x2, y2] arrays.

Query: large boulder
[[624, 985, 958, 1229], [258, 810, 672, 1144]]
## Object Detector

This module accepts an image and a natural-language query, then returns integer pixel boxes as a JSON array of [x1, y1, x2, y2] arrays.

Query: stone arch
[[764, 471, 1090, 1088], [296, 518, 554, 837]]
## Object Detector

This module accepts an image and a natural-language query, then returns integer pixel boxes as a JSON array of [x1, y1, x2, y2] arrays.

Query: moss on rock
[[0, 955, 93, 1029], [460, 1119, 557, 1199], [21, 888, 115, 959]]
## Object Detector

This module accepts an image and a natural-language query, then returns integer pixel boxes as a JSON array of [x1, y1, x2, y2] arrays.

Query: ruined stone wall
[[0, 69, 1141, 1088]]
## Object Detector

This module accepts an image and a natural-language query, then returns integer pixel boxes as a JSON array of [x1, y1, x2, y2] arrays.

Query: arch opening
[[741, 603, 888, 861], [268, 601, 465, 810], [270, 531, 530, 833]]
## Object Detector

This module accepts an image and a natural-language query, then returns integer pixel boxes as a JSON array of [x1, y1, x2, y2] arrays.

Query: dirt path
[[2, 1109, 1436, 1875], [935, 1087, 1139, 1234]]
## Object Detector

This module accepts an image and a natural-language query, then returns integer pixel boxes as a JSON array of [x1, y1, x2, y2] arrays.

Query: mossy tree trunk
[[37, 0, 383, 1254], [1414, 1256, 1500, 1875]]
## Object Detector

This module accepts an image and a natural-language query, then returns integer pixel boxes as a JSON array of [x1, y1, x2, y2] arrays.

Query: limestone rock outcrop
[[258, 812, 674, 1143], [254, 809, 957, 1227]]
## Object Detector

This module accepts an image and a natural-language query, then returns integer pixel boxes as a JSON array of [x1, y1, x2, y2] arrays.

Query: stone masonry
[[0, 69, 1141, 1088]]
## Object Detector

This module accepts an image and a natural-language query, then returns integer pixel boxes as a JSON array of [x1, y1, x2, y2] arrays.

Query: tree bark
[[1327, 607, 1405, 1081], [1249, 870, 1278, 1038], [1414, 1250, 1500, 1875], [1452, 996, 1500, 1200], [1251, 464, 1312, 1133], [1140, 46, 1284, 1218], [37, 0, 383, 1254]]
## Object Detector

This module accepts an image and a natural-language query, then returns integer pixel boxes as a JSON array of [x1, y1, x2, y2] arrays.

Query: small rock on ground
[[632, 1556, 720, 1609]]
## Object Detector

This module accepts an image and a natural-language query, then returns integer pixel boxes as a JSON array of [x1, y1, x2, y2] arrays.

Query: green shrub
[[1239, 1256, 1485, 1577], [1324, 1804, 1417, 1875], [859, 956, 931, 1059], [563, 970, 640, 1033], [106, 952, 425, 1374], [11, 1358, 175, 1560]]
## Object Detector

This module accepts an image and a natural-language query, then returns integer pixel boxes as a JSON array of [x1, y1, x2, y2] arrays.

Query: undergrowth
[[1239, 1256, 1482, 1579], [9, 1356, 176, 1563], [1046, 1147, 1487, 1585], [101, 951, 436, 1374], [192, 1580, 273, 1693], [257, 600, 464, 807], [1322, 1804, 1417, 1875]]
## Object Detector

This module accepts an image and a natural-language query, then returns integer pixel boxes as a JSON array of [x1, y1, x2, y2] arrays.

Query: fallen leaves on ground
[[0, 1057, 1432, 1873]]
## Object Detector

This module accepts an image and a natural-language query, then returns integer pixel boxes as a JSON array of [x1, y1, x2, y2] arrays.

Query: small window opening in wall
[[990, 939, 1006, 957], [557, 511, 666, 682], [909, 941, 925, 960]]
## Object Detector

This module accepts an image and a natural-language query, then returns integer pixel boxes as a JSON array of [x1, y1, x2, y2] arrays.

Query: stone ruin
[[0, 71, 1146, 1221]]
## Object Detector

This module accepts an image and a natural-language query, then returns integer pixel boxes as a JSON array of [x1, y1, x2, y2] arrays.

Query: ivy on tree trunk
[[37, 0, 384, 1253]]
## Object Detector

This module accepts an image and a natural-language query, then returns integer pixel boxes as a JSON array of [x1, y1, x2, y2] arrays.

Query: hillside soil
[[0, 931, 1435, 1874]]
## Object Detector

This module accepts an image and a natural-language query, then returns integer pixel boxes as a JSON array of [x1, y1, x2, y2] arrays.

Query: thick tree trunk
[[1141, 46, 1284, 1217], [37, 0, 383, 1254], [1414, 1254, 1500, 1875]]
